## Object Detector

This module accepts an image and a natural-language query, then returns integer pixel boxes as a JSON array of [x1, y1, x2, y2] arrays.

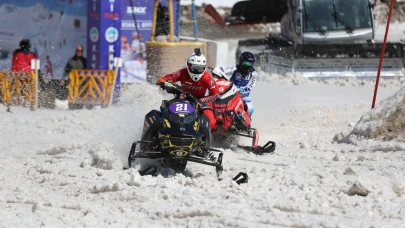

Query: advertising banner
[[87, 0, 100, 70], [87, 0, 121, 70], [86, 0, 121, 102], [100, 0, 121, 71], [120, 0, 178, 83], [120, 0, 153, 83]]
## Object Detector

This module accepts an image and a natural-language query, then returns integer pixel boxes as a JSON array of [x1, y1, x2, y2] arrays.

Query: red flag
[[204, 4, 226, 29]]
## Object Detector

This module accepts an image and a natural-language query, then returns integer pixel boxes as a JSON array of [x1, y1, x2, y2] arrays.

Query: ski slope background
[[0, 2, 86, 78], [2, 60, 405, 226]]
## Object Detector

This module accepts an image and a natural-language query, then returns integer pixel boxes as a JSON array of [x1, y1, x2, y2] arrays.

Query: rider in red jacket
[[157, 50, 217, 129], [209, 67, 251, 131]]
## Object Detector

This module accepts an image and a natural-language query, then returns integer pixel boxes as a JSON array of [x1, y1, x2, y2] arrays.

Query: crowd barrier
[[0, 71, 37, 109], [68, 69, 117, 106], [0, 68, 118, 110]]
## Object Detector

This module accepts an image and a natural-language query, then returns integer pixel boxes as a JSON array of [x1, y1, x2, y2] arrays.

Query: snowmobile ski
[[232, 172, 248, 185], [238, 141, 276, 155]]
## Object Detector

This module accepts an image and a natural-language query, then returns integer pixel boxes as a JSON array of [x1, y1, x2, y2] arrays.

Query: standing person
[[223, 52, 257, 117], [154, 2, 179, 42], [130, 32, 145, 58], [10, 39, 46, 111], [11, 39, 36, 72], [11, 39, 46, 89], [154, 5, 170, 42], [44, 56, 54, 79], [156, 50, 218, 129], [58, 45, 86, 100]]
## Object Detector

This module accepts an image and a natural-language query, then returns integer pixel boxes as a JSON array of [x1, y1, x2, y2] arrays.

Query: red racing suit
[[157, 68, 218, 129], [208, 78, 251, 133]]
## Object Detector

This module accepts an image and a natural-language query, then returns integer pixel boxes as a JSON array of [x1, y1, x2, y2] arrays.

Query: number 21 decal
[[176, 103, 188, 112]]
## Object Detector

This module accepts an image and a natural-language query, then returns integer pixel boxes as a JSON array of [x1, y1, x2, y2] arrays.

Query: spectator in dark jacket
[[155, 5, 170, 41], [61, 45, 87, 84], [57, 45, 86, 100]]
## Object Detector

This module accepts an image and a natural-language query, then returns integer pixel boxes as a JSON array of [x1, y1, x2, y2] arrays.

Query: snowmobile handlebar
[[157, 81, 182, 94], [158, 81, 200, 103], [157, 81, 218, 107]]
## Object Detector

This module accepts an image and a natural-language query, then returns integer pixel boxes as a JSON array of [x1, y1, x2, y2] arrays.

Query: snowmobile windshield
[[303, 0, 372, 33]]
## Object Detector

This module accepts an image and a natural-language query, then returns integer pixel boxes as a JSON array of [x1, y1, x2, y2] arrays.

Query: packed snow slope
[[335, 83, 405, 143], [2, 76, 405, 227]]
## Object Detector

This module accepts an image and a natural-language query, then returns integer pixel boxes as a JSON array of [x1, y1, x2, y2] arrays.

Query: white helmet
[[186, 52, 207, 82], [211, 67, 230, 81]]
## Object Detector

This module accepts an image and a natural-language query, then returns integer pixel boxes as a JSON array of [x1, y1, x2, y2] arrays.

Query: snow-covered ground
[[1, 75, 405, 227]]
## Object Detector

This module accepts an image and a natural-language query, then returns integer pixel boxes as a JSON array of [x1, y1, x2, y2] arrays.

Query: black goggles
[[241, 61, 253, 69], [187, 63, 206, 74]]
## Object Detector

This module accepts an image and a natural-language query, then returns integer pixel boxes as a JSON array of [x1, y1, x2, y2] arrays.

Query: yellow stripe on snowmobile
[[193, 121, 199, 131], [163, 119, 171, 128]]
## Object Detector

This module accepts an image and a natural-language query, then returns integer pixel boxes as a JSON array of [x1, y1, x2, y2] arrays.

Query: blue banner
[[100, 0, 120, 71], [87, 0, 100, 69], [120, 0, 178, 83], [87, 0, 121, 70], [120, 0, 153, 83], [86, 0, 121, 103]]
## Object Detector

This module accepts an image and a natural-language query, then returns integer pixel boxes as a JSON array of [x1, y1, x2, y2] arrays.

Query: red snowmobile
[[203, 68, 275, 155]]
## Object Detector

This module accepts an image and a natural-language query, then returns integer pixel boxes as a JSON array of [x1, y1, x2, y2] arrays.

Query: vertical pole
[[110, 58, 121, 106], [34, 60, 39, 110], [150, 0, 159, 42], [175, 0, 181, 37], [191, 0, 199, 40], [371, 0, 395, 109], [168, 0, 175, 42]]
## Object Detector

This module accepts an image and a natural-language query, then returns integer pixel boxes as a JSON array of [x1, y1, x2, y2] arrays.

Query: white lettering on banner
[[93, 0, 97, 12], [108, 45, 115, 70], [121, 21, 152, 30], [109, 0, 115, 12], [92, 51, 97, 69], [126, 7, 147, 14], [92, 45, 97, 52]]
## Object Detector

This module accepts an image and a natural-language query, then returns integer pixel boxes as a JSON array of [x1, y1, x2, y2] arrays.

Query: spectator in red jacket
[[156, 50, 217, 129], [11, 39, 36, 72], [11, 39, 46, 90]]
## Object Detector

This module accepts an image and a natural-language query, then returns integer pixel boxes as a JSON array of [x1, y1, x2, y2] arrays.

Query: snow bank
[[334, 85, 405, 145], [374, 1, 405, 25]]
